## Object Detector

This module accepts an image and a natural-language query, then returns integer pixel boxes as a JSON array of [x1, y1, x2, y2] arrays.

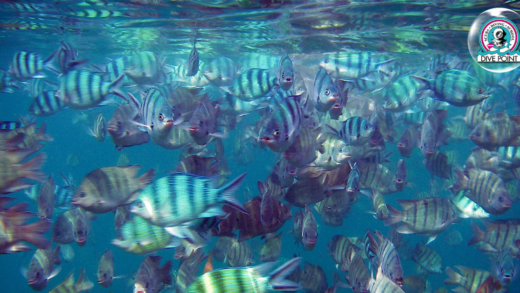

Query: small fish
[[424, 151, 452, 179], [25, 246, 61, 291], [48, 268, 93, 293], [259, 232, 282, 262], [52, 208, 89, 246], [187, 97, 225, 145], [57, 41, 87, 74], [283, 127, 325, 167], [397, 126, 418, 158], [203, 56, 238, 87], [186, 39, 199, 77], [346, 162, 360, 196], [131, 172, 247, 232], [259, 181, 276, 229], [272, 157, 296, 188], [186, 257, 301, 293], [97, 249, 115, 288], [382, 73, 429, 112], [302, 205, 318, 251], [343, 252, 370, 293], [29, 90, 67, 117], [495, 250, 516, 289], [313, 67, 339, 112], [125, 51, 165, 85], [419, 113, 437, 158], [412, 242, 442, 274], [107, 104, 150, 150], [226, 239, 254, 267], [300, 261, 328, 293], [330, 116, 375, 146], [327, 235, 360, 265], [395, 159, 407, 191], [319, 52, 396, 80], [59, 244, 74, 262], [134, 256, 172, 293], [365, 230, 404, 286], [87, 113, 106, 142], [452, 191, 490, 219], [226, 68, 278, 101], [212, 236, 233, 262], [368, 266, 405, 293], [278, 53, 293, 91], [72, 165, 155, 214], [112, 216, 177, 255], [116, 153, 129, 167], [469, 113, 520, 150], [9, 50, 55, 80]]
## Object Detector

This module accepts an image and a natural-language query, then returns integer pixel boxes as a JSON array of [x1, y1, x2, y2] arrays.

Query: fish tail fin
[[74, 268, 94, 292], [219, 173, 247, 214], [161, 260, 173, 285], [268, 257, 302, 291], [20, 152, 47, 182], [52, 245, 62, 265], [19, 218, 51, 249], [35, 122, 53, 142], [468, 221, 485, 246], [383, 204, 402, 226], [444, 267, 462, 285], [449, 168, 468, 193], [137, 168, 155, 190]]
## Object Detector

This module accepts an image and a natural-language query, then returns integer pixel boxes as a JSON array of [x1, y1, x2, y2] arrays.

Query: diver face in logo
[[490, 28, 508, 52]]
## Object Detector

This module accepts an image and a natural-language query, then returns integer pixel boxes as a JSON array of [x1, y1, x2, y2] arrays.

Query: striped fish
[[48, 269, 93, 293], [259, 232, 282, 262], [468, 219, 520, 253], [452, 191, 490, 219], [327, 235, 361, 265], [368, 266, 405, 293], [346, 162, 360, 195], [133, 87, 176, 143], [0, 121, 24, 130], [382, 74, 428, 112], [319, 52, 396, 80], [302, 205, 317, 251], [258, 95, 303, 153], [278, 53, 293, 91], [134, 256, 172, 293], [447, 119, 471, 141], [385, 197, 459, 243], [25, 246, 61, 291], [395, 159, 407, 191], [312, 67, 339, 112], [365, 230, 404, 286], [496, 146, 520, 169], [444, 266, 491, 293], [364, 188, 388, 221], [412, 243, 442, 274], [187, 39, 199, 77], [335, 116, 375, 147], [104, 55, 133, 86], [72, 166, 155, 214], [112, 216, 176, 255], [358, 163, 398, 195], [283, 127, 323, 167], [469, 113, 520, 150], [226, 239, 254, 267], [424, 151, 452, 179], [124, 51, 163, 85], [227, 68, 278, 101], [348, 62, 400, 94], [464, 103, 488, 128], [28, 90, 67, 117], [238, 53, 279, 72], [401, 111, 425, 126], [398, 126, 418, 158], [9, 50, 54, 80], [203, 56, 238, 87], [450, 168, 511, 215], [186, 257, 301, 293], [431, 69, 491, 107], [57, 69, 125, 110], [174, 239, 203, 261], [131, 172, 247, 229], [57, 41, 87, 75], [343, 252, 369, 293], [0, 69, 17, 93]]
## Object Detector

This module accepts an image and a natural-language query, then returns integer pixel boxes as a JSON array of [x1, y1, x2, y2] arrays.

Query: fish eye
[[79, 192, 86, 198], [136, 201, 143, 208], [498, 196, 504, 202], [478, 88, 483, 94], [325, 90, 330, 96], [199, 121, 204, 126], [386, 101, 390, 105], [324, 59, 329, 64], [364, 125, 369, 130], [273, 130, 280, 137], [158, 114, 164, 121]]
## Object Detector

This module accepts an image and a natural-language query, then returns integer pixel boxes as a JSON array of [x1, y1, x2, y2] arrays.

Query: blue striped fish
[[226, 68, 278, 102], [312, 67, 339, 112], [57, 69, 125, 110], [28, 90, 67, 117], [186, 257, 302, 293], [9, 50, 55, 80], [125, 51, 164, 85], [329, 116, 375, 146], [131, 172, 247, 229]]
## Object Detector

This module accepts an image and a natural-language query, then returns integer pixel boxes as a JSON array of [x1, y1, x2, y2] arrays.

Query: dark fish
[[329, 116, 375, 146], [283, 127, 325, 167], [114, 204, 131, 231], [328, 235, 360, 265], [412, 242, 442, 274], [186, 39, 199, 77], [234, 195, 291, 242], [385, 198, 459, 243], [108, 104, 150, 150], [57, 41, 87, 74], [134, 256, 172, 293], [97, 249, 115, 288], [424, 151, 452, 179], [188, 97, 224, 145], [25, 246, 61, 291], [343, 252, 370, 293], [226, 238, 254, 267], [272, 157, 296, 188], [284, 174, 339, 208], [37, 175, 55, 219], [0, 147, 47, 194], [469, 113, 520, 150], [212, 236, 233, 262], [72, 165, 155, 214], [302, 205, 318, 251], [289, 209, 303, 245], [300, 261, 328, 293], [259, 181, 276, 228], [52, 208, 89, 247], [313, 67, 340, 113]]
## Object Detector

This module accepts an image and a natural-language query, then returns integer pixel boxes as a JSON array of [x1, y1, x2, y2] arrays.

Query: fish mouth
[[307, 239, 316, 245], [163, 119, 174, 127], [97, 280, 105, 284], [28, 278, 38, 285], [259, 136, 275, 145], [284, 78, 292, 83], [189, 126, 198, 133]]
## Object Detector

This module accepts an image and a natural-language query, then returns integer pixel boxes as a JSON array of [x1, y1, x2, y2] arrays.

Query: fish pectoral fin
[[426, 234, 439, 245], [198, 206, 226, 218], [49, 266, 62, 280]]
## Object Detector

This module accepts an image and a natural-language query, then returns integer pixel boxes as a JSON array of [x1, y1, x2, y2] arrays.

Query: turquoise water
[[1, 1, 520, 293]]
